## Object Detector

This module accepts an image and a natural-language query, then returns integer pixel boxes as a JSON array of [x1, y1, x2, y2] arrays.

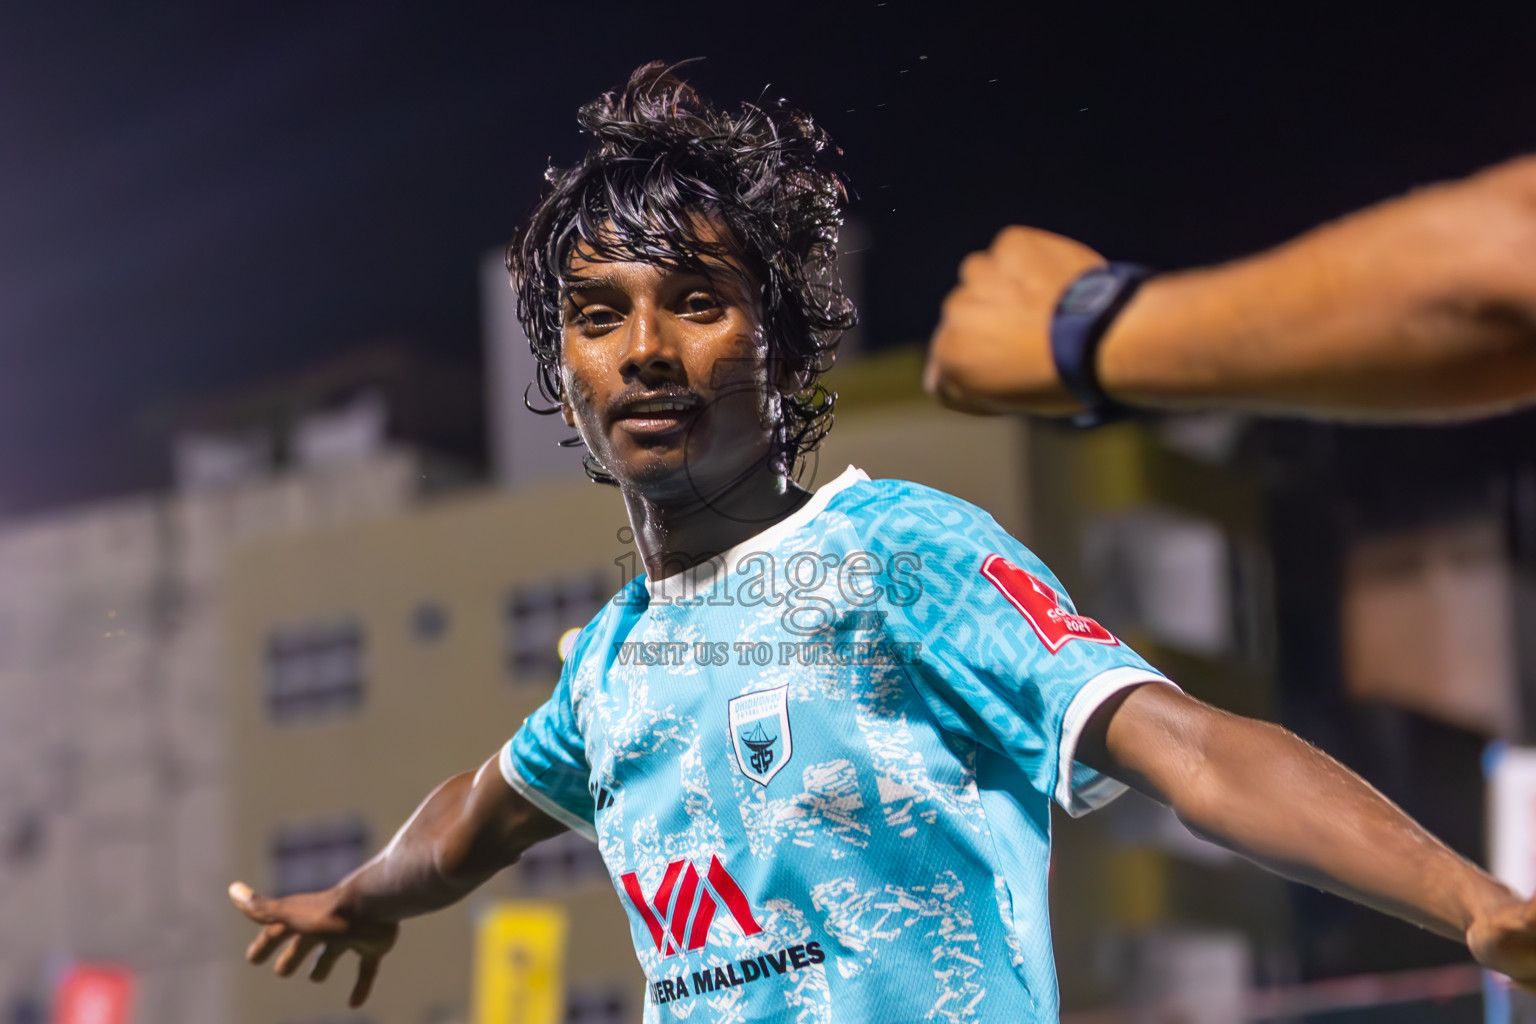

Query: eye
[[680, 292, 724, 320], [570, 305, 622, 332]]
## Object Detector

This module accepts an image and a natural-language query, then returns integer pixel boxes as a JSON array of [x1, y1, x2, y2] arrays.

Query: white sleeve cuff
[[1055, 667, 1179, 818], [499, 742, 599, 842]]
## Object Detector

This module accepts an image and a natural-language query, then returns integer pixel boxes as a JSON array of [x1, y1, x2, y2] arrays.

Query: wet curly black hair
[[506, 60, 857, 485]]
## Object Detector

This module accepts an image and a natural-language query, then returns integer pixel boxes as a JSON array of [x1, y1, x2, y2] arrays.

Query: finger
[[934, 295, 995, 337], [990, 224, 1042, 252], [922, 353, 1007, 414], [934, 380, 1007, 415], [247, 922, 290, 964], [274, 934, 320, 977], [922, 348, 944, 396], [990, 223, 1094, 259], [958, 252, 995, 284], [310, 944, 345, 983], [349, 954, 382, 1007], [229, 881, 278, 925]]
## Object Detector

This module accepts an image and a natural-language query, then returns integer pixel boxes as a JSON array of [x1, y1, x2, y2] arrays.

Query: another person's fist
[[1468, 893, 1536, 993], [926, 226, 1105, 415]]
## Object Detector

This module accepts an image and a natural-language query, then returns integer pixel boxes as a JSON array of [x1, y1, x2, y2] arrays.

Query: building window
[[505, 573, 608, 679], [266, 619, 365, 721], [271, 817, 369, 897], [4, 995, 43, 1024], [515, 829, 607, 890], [410, 601, 449, 643], [565, 987, 628, 1024]]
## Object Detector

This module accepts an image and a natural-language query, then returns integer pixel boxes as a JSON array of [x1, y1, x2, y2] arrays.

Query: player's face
[[558, 231, 781, 503]]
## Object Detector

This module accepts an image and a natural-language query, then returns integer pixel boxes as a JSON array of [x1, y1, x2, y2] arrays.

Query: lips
[[611, 392, 702, 436]]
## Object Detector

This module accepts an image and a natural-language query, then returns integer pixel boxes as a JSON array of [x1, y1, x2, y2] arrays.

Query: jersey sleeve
[[853, 482, 1174, 817], [501, 628, 598, 840]]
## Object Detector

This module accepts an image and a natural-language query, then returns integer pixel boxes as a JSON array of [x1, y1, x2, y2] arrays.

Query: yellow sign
[[473, 902, 568, 1024]]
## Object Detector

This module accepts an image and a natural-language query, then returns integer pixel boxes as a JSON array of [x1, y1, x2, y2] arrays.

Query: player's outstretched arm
[[926, 155, 1536, 420], [228, 753, 567, 1007], [1076, 683, 1536, 986]]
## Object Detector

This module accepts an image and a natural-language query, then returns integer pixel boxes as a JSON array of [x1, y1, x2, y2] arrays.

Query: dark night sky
[[2, 1, 1533, 514]]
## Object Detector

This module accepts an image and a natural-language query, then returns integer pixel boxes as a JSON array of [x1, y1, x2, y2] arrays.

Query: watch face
[[1060, 271, 1119, 316]]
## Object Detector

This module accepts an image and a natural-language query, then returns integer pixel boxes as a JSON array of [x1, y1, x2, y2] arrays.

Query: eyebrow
[[561, 274, 622, 296], [562, 269, 726, 298]]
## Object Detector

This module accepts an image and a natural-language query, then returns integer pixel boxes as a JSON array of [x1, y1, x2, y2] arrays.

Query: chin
[[608, 433, 777, 501], [609, 448, 691, 494]]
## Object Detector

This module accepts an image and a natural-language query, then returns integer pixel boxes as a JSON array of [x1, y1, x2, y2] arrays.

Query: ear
[[771, 355, 811, 398], [553, 359, 578, 427]]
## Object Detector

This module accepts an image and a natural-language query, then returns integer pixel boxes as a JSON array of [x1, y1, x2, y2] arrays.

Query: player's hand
[[926, 226, 1106, 416], [1467, 893, 1536, 992], [229, 880, 399, 1007]]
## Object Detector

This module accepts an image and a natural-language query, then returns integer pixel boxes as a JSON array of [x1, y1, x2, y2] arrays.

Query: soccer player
[[925, 156, 1536, 422], [230, 64, 1536, 1020]]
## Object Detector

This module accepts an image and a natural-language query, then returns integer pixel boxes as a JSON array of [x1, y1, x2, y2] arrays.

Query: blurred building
[[480, 253, 587, 492], [223, 470, 635, 1024], [1025, 416, 1287, 1019], [0, 454, 423, 1023], [0, 347, 482, 1024], [168, 344, 486, 497], [1035, 411, 1536, 1022]]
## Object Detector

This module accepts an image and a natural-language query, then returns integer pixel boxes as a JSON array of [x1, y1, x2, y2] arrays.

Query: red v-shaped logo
[[981, 554, 1119, 654], [620, 854, 764, 957]]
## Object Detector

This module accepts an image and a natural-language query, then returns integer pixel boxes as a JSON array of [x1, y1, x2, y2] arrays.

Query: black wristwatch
[[1049, 262, 1152, 428]]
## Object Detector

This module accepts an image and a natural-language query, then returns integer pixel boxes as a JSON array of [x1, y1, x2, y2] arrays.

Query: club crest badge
[[728, 685, 792, 787]]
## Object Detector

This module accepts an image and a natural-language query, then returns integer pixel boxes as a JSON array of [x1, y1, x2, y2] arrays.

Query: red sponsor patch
[[980, 554, 1119, 653], [621, 854, 763, 957]]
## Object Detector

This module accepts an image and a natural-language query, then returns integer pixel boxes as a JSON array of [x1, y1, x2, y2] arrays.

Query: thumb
[[229, 881, 279, 924]]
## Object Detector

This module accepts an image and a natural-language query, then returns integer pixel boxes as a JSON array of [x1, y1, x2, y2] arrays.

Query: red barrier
[[52, 964, 135, 1024]]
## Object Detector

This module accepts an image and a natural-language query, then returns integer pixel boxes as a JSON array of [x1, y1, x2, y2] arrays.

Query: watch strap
[[1050, 262, 1152, 428]]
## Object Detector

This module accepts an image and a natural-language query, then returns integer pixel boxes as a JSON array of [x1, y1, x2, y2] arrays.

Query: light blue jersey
[[502, 466, 1172, 1022]]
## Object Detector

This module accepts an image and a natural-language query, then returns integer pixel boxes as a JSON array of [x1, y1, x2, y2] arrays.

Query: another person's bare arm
[[1078, 684, 1536, 983], [926, 155, 1536, 420], [228, 754, 567, 1007]]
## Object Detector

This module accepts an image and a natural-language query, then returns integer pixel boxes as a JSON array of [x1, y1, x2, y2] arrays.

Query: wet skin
[[559, 240, 812, 581]]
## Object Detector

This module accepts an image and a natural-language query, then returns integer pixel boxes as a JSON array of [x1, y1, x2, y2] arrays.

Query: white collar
[[644, 465, 870, 603]]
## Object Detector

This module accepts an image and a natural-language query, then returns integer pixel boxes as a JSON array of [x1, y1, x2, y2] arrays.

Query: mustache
[[606, 383, 703, 419]]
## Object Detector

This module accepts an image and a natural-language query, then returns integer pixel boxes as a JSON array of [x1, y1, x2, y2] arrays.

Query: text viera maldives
[[649, 942, 828, 1005]]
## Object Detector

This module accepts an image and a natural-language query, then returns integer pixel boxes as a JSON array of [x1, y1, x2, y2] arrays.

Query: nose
[[618, 302, 679, 383]]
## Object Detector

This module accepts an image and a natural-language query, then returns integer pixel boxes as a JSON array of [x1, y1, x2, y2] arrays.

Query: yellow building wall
[[227, 476, 640, 1024]]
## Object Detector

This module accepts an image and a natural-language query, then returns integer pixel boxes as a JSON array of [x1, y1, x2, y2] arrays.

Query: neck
[[623, 459, 811, 582]]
